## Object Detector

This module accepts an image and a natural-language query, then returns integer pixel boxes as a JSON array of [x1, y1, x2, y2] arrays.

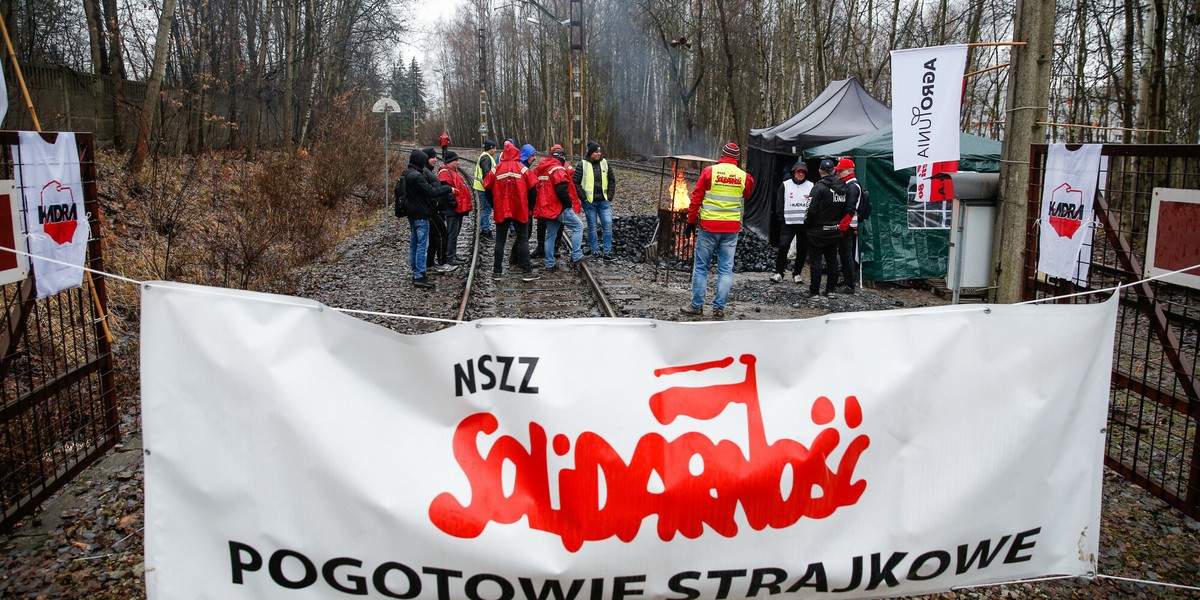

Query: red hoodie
[[533, 156, 582, 219], [438, 165, 472, 214], [482, 142, 537, 223]]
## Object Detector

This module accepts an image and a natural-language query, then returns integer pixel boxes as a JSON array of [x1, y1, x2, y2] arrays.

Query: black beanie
[[586, 141, 601, 157], [443, 150, 459, 162], [483, 139, 497, 151]]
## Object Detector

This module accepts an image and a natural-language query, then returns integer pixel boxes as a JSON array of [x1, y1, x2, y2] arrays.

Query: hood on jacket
[[408, 149, 428, 169], [520, 144, 537, 164], [500, 142, 521, 162]]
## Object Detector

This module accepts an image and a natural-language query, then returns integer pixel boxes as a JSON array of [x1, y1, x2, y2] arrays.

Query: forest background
[[5, 0, 1198, 166]]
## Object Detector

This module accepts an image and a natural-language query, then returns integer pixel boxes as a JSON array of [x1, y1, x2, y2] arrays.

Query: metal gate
[[0, 131, 117, 532], [1023, 144, 1199, 518]]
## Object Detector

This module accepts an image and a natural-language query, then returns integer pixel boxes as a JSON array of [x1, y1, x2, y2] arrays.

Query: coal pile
[[611, 215, 774, 272]]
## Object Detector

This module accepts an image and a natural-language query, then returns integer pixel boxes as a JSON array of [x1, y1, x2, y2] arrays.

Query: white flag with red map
[[15, 132, 89, 299], [1038, 144, 1102, 282]]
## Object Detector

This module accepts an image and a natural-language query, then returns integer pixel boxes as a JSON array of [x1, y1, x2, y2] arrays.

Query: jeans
[[477, 191, 493, 233], [545, 209, 584, 268], [494, 217, 531, 273], [690, 228, 738, 310], [582, 200, 613, 254], [408, 218, 430, 279]]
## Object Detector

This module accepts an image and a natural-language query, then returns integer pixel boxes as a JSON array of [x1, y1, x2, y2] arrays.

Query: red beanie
[[721, 142, 740, 160]]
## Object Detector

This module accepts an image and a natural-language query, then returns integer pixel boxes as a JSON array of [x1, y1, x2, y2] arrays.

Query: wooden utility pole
[[568, 0, 584, 160], [990, 0, 1056, 303]]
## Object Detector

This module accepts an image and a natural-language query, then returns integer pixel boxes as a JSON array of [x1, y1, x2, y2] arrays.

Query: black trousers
[[429, 214, 448, 265], [807, 232, 841, 294], [839, 227, 859, 287], [775, 223, 808, 277], [445, 214, 464, 260], [494, 218, 531, 273]]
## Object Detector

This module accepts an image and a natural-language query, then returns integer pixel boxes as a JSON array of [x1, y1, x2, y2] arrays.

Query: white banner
[[143, 283, 1117, 600], [891, 45, 968, 170], [0, 58, 8, 126], [1038, 144, 1103, 282], [14, 131, 89, 299]]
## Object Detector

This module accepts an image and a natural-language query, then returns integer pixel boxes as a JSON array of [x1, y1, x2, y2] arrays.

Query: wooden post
[[990, 0, 1057, 303]]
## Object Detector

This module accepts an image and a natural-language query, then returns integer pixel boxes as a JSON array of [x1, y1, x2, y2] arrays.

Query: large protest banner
[[142, 282, 1116, 600]]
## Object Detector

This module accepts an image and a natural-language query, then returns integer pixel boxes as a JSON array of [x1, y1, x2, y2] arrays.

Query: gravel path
[[1, 166, 1197, 599]]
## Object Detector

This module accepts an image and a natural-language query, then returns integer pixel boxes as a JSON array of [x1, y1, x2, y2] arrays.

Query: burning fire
[[669, 166, 690, 211]]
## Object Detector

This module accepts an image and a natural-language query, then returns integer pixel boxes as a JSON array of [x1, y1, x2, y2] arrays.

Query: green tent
[[803, 127, 1001, 281]]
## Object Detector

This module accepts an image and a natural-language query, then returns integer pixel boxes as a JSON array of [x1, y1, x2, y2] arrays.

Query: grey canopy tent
[[744, 77, 891, 239]]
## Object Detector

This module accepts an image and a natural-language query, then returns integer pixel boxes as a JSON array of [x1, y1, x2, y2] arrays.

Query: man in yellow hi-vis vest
[[572, 141, 617, 259], [473, 140, 498, 238], [681, 142, 755, 320]]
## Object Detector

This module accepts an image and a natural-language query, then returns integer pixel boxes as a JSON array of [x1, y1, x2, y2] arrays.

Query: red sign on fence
[[1146, 188, 1200, 290]]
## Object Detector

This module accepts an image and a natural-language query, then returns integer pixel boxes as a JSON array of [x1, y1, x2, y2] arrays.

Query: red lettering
[[428, 355, 870, 551]]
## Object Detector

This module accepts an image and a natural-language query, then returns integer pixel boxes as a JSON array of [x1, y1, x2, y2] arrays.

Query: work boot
[[679, 304, 702, 316], [412, 277, 435, 289]]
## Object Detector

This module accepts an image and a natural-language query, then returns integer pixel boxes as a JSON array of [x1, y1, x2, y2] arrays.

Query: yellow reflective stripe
[[497, 171, 524, 179]]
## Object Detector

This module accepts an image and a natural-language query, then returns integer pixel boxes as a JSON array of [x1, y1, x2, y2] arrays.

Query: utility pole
[[568, 0, 584, 160], [478, 25, 491, 146], [990, 0, 1056, 303]]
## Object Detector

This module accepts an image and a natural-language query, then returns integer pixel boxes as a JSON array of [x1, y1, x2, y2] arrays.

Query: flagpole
[[0, 18, 113, 344]]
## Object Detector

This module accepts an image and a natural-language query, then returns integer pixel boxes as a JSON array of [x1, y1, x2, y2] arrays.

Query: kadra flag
[[891, 44, 968, 170], [142, 282, 1117, 600], [15, 131, 89, 299], [1037, 144, 1103, 283]]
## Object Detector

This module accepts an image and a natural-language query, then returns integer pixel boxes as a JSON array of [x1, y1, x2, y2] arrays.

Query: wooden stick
[[0, 18, 41, 131], [1037, 121, 1171, 133], [964, 63, 1010, 78], [1, 18, 113, 344]]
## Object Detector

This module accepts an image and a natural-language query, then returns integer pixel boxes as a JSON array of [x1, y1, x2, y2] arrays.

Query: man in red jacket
[[681, 142, 755, 320], [483, 141, 540, 281], [533, 144, 584, 270], [439, 131, 451, 158], [437, 150, 472, 265]]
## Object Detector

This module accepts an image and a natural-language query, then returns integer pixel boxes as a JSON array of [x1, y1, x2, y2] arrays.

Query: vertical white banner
[[1038, 144, 1102, 282], [891, 45, 968, 170], [0, 58, 8, 126], [15, 132, 89, 299], [142, 283, 1117, 600]]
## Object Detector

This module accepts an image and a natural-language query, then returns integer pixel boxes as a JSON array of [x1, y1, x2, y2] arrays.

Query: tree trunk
[[101, 0, 127, 149], [128, 0, 179, 173], [991, 0, 1055, 303]]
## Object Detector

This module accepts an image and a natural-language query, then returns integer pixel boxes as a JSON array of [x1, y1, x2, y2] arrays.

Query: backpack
[[852, 181, 872, 221], [393, 177, 409, 218]]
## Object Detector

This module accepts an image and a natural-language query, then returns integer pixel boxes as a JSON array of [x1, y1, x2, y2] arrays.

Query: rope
[[0, 244, 461, 324], [1017, 263, 1200, 305]]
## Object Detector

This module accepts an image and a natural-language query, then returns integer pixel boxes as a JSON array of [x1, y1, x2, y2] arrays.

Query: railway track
[[393, 146, 626, 322]]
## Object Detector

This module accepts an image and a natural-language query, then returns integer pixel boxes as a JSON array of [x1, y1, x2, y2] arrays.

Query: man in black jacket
[[797, 158, 848, 301], [402, 149, 453, 289], [422, 148, 457, 274]]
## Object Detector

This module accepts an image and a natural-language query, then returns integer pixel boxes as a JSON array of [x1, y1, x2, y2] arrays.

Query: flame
[[669, 166, 690, 211]]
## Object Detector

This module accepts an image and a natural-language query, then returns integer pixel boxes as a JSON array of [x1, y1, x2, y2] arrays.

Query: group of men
[[397, 147, 474, 289], [772, 157, 866, 301], [400, 138, 618, 287], [681, 144, 867, 319], [399, 136, 866, 313]]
